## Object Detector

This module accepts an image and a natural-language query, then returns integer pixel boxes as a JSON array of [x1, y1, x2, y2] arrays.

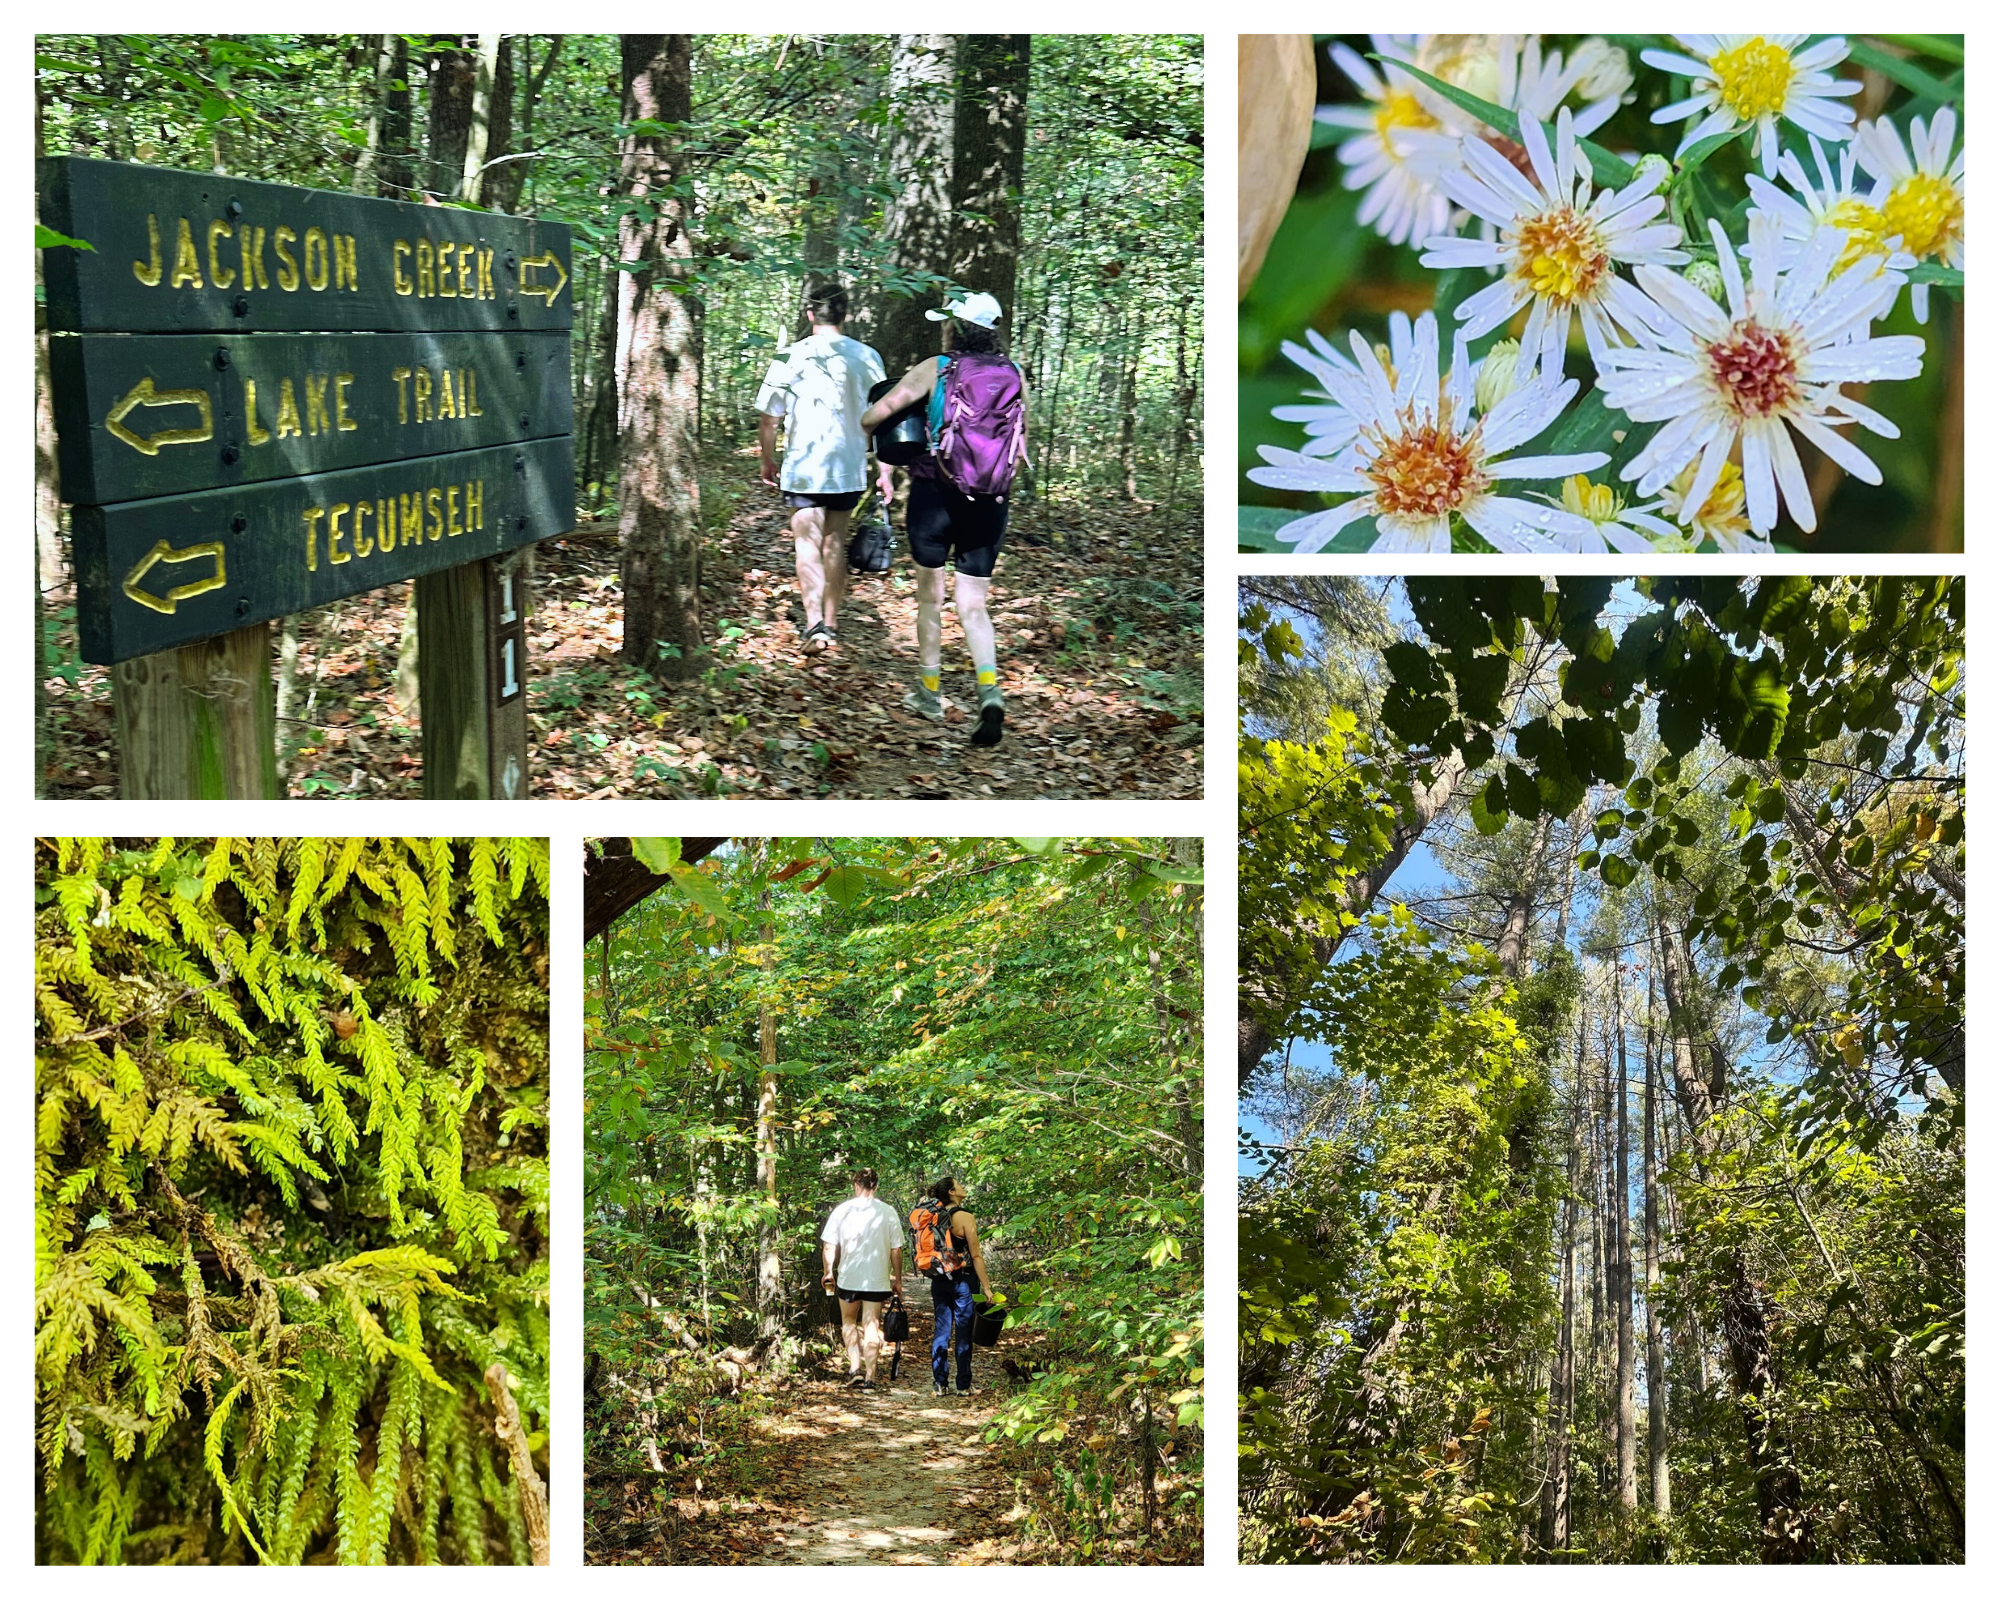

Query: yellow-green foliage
[[34, 837, 550, 1566]]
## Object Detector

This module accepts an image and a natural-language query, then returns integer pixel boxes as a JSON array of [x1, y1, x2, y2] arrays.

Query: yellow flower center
[[1374, 88, 1439, 150], [1822, 197, 1895, 273], [1880, 171, 1963, 260], [1672, 459, 1753, 543], [1560, 475, 1622, 523], [1364, 402, 1490, 518], [1710, 36, 1795, 121], [1513, 208, 1611, 306]]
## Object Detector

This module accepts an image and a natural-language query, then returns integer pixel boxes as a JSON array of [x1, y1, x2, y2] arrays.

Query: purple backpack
[[927, 353, 1026, 498]]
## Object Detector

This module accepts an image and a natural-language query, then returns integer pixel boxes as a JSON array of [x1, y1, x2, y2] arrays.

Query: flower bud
[[1475, 339, 1523, 413], [1685, 259, 1727, 303], [1632, 153, 1673, 195]]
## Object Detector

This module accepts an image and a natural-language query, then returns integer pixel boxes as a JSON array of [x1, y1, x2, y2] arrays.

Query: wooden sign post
[[39, 155, 575, 799]]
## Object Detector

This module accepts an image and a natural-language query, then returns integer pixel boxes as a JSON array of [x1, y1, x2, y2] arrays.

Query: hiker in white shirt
[[819, 1167, 905, 1389], [756, 283, 891, 656]]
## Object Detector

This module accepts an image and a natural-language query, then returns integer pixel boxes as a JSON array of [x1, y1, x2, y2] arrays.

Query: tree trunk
[[1162, 297, 1194, 518], [869, 35, 958, 375], [351, 35, 396, 194], [459, 34, 504, 203], [615, 35, 704, 681], [1496, 811, 1553, 978], [582, 254, 621, 497], [1117, 326, 1142, 500], [755, 849, 782, 1346], [1643, 962, 1672, 1522], [1239, 751, 1469, 1084], [424, 38, 477, 200], [1538, 1008, 1586, 1559], [1134, 864, 1199, 1177], [1613, 961, 1638, 1514], [378, 36, 415, 198], [947, 34, 1030, 316]]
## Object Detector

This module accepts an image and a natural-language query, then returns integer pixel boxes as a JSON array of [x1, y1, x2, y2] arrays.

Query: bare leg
[[792, 506, 829, 642], [858, 1299, 885, 1382], [954, 572, 995, 668], [821, 508, 853, 635], [913, 564, 946, 700], [839, 1297, 862, 1375]]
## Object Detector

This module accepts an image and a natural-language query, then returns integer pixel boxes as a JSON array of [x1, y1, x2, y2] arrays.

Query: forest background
[[1237, 577, 1963, 1564], [583, 835, 1204, 1563], [35, 33, 1205, 800]]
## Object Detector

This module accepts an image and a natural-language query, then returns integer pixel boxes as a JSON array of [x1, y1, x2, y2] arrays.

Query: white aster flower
[[1745, 136, 1918, 308], [1503, 34, 1628, 137], [1316, 37, 1465, 246], [1659, 459, 1771, 554], [1534, 474, 1684, 553], [1595, 213, 1925, 538], [1852, 107, 1965, 323], [1421, 107, 1688, 372], [1270, 311, 1420, 457], [1248, 311, 1611, 554], [1642, 34, 1861, 178]]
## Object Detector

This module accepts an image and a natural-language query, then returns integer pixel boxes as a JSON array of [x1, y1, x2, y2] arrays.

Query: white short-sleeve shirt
[[820, 1194, 904, 1292], [755, 331, 886, 494]]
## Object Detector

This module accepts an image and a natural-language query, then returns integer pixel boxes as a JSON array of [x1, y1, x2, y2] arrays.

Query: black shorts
[[836, 1287, 892, 1304], [907, 473, 1007, 577], [785, 489, 862, 511]]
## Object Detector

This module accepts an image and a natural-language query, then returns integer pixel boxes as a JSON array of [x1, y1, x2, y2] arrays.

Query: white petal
[[1790, 410, 1883, 484], [1277, 498, 1381, 553], [1766, 419, 1816, 531], [1488, 452, 1615, 479]]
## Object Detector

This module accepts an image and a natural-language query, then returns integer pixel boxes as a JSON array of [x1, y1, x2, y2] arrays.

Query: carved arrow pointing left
[[122, 540, 227, 615], [105, 376, 214, 456]]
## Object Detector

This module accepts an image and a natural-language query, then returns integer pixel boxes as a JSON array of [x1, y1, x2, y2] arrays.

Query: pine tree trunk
[[755, 851, 782, 1348], [1613, 962, 1638, 1513], [870, 35, 958, 375], [1643, 966, 1672, 1521], [948, 35, 1030, 316], [615, 35, 704, 681]]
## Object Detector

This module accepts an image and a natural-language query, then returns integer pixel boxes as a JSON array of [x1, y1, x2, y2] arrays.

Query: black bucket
[[870, 377, 928, 465], [971, 1299, 1008, 1347]]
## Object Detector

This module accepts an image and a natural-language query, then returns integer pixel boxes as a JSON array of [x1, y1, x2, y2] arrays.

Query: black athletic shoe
[[971, 701, 1005, 747]]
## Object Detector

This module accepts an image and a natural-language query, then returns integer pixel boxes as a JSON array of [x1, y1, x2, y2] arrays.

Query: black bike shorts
[[907, 474, 1008, 577], [785, 489, 862, 511], [836, 1286, 892, 1304]]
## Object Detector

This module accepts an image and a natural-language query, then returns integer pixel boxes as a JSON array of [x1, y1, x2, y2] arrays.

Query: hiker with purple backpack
[[860, 291, 1029, 748]]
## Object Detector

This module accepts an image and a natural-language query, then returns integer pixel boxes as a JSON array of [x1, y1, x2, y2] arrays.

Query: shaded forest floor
[[40, 448, 1204, 800], [586, 1298, 1199, 1566]]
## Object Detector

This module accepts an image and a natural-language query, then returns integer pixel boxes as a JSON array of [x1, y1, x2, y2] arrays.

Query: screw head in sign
[[508, 303, 519, 321], [518, 413, 530, 429], [213, 348, 231, 370], [517, 515, 528, 530], [516, 351, 527, 369], [220, 445, 240, 465], [227, 199, 243, 218], [233, 296, 250, 317], [232, 514, 248, 533], [235, 597, 250, 616], [514, 453, 525, 472]]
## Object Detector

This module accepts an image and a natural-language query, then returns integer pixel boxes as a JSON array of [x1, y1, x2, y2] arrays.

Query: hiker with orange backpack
[[909, 1173, 993, 1398], [860, 292, 1029, 748]]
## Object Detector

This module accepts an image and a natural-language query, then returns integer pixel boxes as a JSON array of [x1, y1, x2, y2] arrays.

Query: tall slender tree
[[870, 34, 958, 374], [947, 35, 1030, 313], [1613, 960, 1638, 1513], [1642, 961, 1671, 1522]]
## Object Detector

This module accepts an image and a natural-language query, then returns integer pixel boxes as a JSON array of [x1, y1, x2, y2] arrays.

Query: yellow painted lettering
[[426, 486, 443, 540], [391, 366, 412, 424], [437, 240, 457, 297], [306, 373, 331, 436], [353, 499, 372, 558], [377, 498, 392, 554], [335, 373, 357, 432], [207, 220, 235, 288], [133, 214, 163, 285], [393, 239, 413, 296], [304, 226, 329, 291], [437, 368, 457, 420], [244, 378, 272, 446], [401, 491, 424, 547], [457, 243, 473, 298], [446, 485, 462, 536], [465, 368, 482, 416], [335, 233, 358, 291], [477, 247, 493, 299], [465, 478, 483, 530], [328, 502, 351, 563], [241, 225, 269, 289], [170, 217, 204, 289], [415, 369, 432, 424], [275, 378, 302, 440], [302, 505, 324, 571], [416, 239, 434, 297], [273, 225, 299, 291]]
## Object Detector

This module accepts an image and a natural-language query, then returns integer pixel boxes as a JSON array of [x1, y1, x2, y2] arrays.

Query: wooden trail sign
[[38, 155, 577, 799]]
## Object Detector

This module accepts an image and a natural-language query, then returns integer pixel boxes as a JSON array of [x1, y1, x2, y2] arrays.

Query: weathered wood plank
[[418, 554, 530, 800], [40, 156, 572, 334], [111, 622, 280, 799], [72, 435, 574, 663], [50, 330, 572, 504]]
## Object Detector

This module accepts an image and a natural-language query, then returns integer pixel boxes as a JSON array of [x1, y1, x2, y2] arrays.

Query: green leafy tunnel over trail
[[585, 836, 1203, 1564]]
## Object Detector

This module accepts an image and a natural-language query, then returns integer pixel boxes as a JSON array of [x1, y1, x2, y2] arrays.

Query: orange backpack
[[909, 1199, 968, 1278]]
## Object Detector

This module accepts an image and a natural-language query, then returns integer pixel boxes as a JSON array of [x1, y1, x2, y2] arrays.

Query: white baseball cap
[[925, 291, 1003, 327]]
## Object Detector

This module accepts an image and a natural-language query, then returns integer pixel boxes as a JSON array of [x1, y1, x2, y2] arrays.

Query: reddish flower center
[[1706, 319, 1803, 419], [1365, 403, 1490, 517]]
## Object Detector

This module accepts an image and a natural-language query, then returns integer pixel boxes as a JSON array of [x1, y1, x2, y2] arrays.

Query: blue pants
[[930, 1273, 976, 1391]]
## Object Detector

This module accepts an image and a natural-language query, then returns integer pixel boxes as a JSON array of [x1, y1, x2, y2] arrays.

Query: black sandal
[[802, 621, 831, 655]]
